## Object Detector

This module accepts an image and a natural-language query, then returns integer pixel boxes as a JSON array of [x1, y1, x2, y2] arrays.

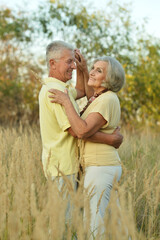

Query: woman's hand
[[48, 89, 69, 105], [74, 49, 88, 73]]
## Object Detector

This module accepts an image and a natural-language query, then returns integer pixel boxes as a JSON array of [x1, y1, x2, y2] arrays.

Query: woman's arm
[[75, 50, 94, 100], [48, 89, 106, 139], [74, 50, 86, 99]]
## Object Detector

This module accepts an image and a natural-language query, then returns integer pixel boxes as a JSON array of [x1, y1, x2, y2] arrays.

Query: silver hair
[[93, 56, 125, 92], [46, 40, 74, 70]]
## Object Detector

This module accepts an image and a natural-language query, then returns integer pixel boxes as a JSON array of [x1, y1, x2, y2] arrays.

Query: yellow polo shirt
[[39, 77, 79, 178], [81, 91, 121, 167]]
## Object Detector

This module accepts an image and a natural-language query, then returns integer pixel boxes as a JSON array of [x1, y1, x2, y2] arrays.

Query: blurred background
[[0, 2, 160, 239], [0, 0, 160, 127]]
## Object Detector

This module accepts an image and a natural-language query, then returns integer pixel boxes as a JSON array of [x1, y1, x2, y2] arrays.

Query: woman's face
[[88, 61, 108, 89]]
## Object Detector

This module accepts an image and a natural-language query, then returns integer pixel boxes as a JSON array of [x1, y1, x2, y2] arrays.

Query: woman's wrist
[[63, 97, 72, 108]]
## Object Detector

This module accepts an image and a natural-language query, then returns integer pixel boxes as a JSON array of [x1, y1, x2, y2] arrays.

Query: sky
[[1, 0, 160, 39], [93, 0, 160, 39]]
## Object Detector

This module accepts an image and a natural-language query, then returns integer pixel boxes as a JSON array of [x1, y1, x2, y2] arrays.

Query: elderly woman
[[49, 54, 125, 235]]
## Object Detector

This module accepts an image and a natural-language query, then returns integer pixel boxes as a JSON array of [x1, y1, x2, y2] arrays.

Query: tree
[[0, 0, 160, 126], [121, 39, 160, 125], [0, 7, 43, 123]]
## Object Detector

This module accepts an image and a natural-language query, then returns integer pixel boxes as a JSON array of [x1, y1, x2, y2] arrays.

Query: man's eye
[[68, 59, 76, 64], [66, 60, 72, 64]]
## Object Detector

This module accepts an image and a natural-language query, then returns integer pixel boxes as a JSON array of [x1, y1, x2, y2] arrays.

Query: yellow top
[[81, 91, 121, 167], [39, 77, 79, 178]]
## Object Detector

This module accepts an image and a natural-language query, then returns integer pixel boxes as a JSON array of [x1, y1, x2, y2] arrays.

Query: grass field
[[0, 125, 160, 240]]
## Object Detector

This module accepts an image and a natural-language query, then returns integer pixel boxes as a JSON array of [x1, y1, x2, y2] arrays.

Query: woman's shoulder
[[98, 91, 118, 101]]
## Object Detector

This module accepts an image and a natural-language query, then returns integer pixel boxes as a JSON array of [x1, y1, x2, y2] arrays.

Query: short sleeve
[[54, 104, 71, 131], [69, 88, 77, 100], [88, 94, 118, 127], [46, 91, 71, 131]]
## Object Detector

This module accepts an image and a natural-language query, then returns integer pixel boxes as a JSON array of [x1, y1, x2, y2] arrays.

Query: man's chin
[[65, 77, 72, 82], [67, 74, 72, 80]]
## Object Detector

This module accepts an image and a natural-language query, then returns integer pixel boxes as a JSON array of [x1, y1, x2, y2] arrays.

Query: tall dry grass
[[0, 125, 160, 240]]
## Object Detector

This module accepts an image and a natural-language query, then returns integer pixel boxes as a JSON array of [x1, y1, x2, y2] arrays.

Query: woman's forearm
[[75, 49, 93, 99], [48, 88, 89, 137], [75, 68, 85, 99], [83, 69, 94, 100], [48, 88, 106, 139], [63, 99, 88, 138]]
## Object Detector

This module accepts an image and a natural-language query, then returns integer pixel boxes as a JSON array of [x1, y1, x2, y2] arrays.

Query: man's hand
[[111, 127, 123, 149]]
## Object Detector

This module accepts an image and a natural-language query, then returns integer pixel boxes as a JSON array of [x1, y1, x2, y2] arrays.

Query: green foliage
[[120, 40, 160, 125], [36, 0, 135, 64], [0, 7, 42, 123], [0, 0, 160, 126], [35, 0, 160, 126], [0, 8, 32, 42], [0, 77, 40, 124]]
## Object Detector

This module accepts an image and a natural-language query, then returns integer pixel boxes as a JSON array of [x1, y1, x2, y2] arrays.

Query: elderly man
[[39, 40, 123, 187]]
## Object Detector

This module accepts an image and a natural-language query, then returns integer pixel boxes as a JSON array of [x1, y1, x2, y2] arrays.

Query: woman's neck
[[93, 87, 106, 96]]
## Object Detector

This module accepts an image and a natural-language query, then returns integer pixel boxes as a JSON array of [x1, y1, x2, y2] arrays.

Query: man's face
[[51, 49, 76, 82]]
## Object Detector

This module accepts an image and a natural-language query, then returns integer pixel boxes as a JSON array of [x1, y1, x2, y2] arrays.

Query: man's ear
[[49, 59, 56, 69]]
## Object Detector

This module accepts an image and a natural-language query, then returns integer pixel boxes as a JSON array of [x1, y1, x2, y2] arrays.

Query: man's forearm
[[84, 132, 114, 145], [84, 129, 123, 149], [69, 129, 114, 146]]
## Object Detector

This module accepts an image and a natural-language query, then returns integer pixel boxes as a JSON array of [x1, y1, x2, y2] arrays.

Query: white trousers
[[84, 165, 122, 236]]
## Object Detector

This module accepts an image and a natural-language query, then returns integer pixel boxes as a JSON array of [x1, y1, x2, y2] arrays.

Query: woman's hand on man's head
[[74, 49, 88, 73]]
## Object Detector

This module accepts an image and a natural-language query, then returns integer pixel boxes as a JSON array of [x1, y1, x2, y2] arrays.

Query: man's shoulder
[[42, 77, 65, 91], [46, 82, 65, 91]]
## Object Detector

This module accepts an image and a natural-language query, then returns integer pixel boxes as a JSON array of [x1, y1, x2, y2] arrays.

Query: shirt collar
[[43, 77, 68, 86]]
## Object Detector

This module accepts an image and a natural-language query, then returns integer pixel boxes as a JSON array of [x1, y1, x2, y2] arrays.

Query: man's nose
[[71, 61, 76, 69]]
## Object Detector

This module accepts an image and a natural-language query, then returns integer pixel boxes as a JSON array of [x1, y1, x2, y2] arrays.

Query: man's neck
[[48, 74, 63, 82]]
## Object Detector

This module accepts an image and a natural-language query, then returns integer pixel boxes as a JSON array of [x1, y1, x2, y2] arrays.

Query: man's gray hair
[[46, 40, 74, 70], [93, 56, 125, 92]]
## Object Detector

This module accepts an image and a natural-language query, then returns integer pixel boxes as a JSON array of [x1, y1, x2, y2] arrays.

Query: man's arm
[[84, 127, 123, 149]]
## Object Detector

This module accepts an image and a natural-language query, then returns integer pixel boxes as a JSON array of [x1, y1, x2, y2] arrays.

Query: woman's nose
[[90, 69, 95, 75]]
